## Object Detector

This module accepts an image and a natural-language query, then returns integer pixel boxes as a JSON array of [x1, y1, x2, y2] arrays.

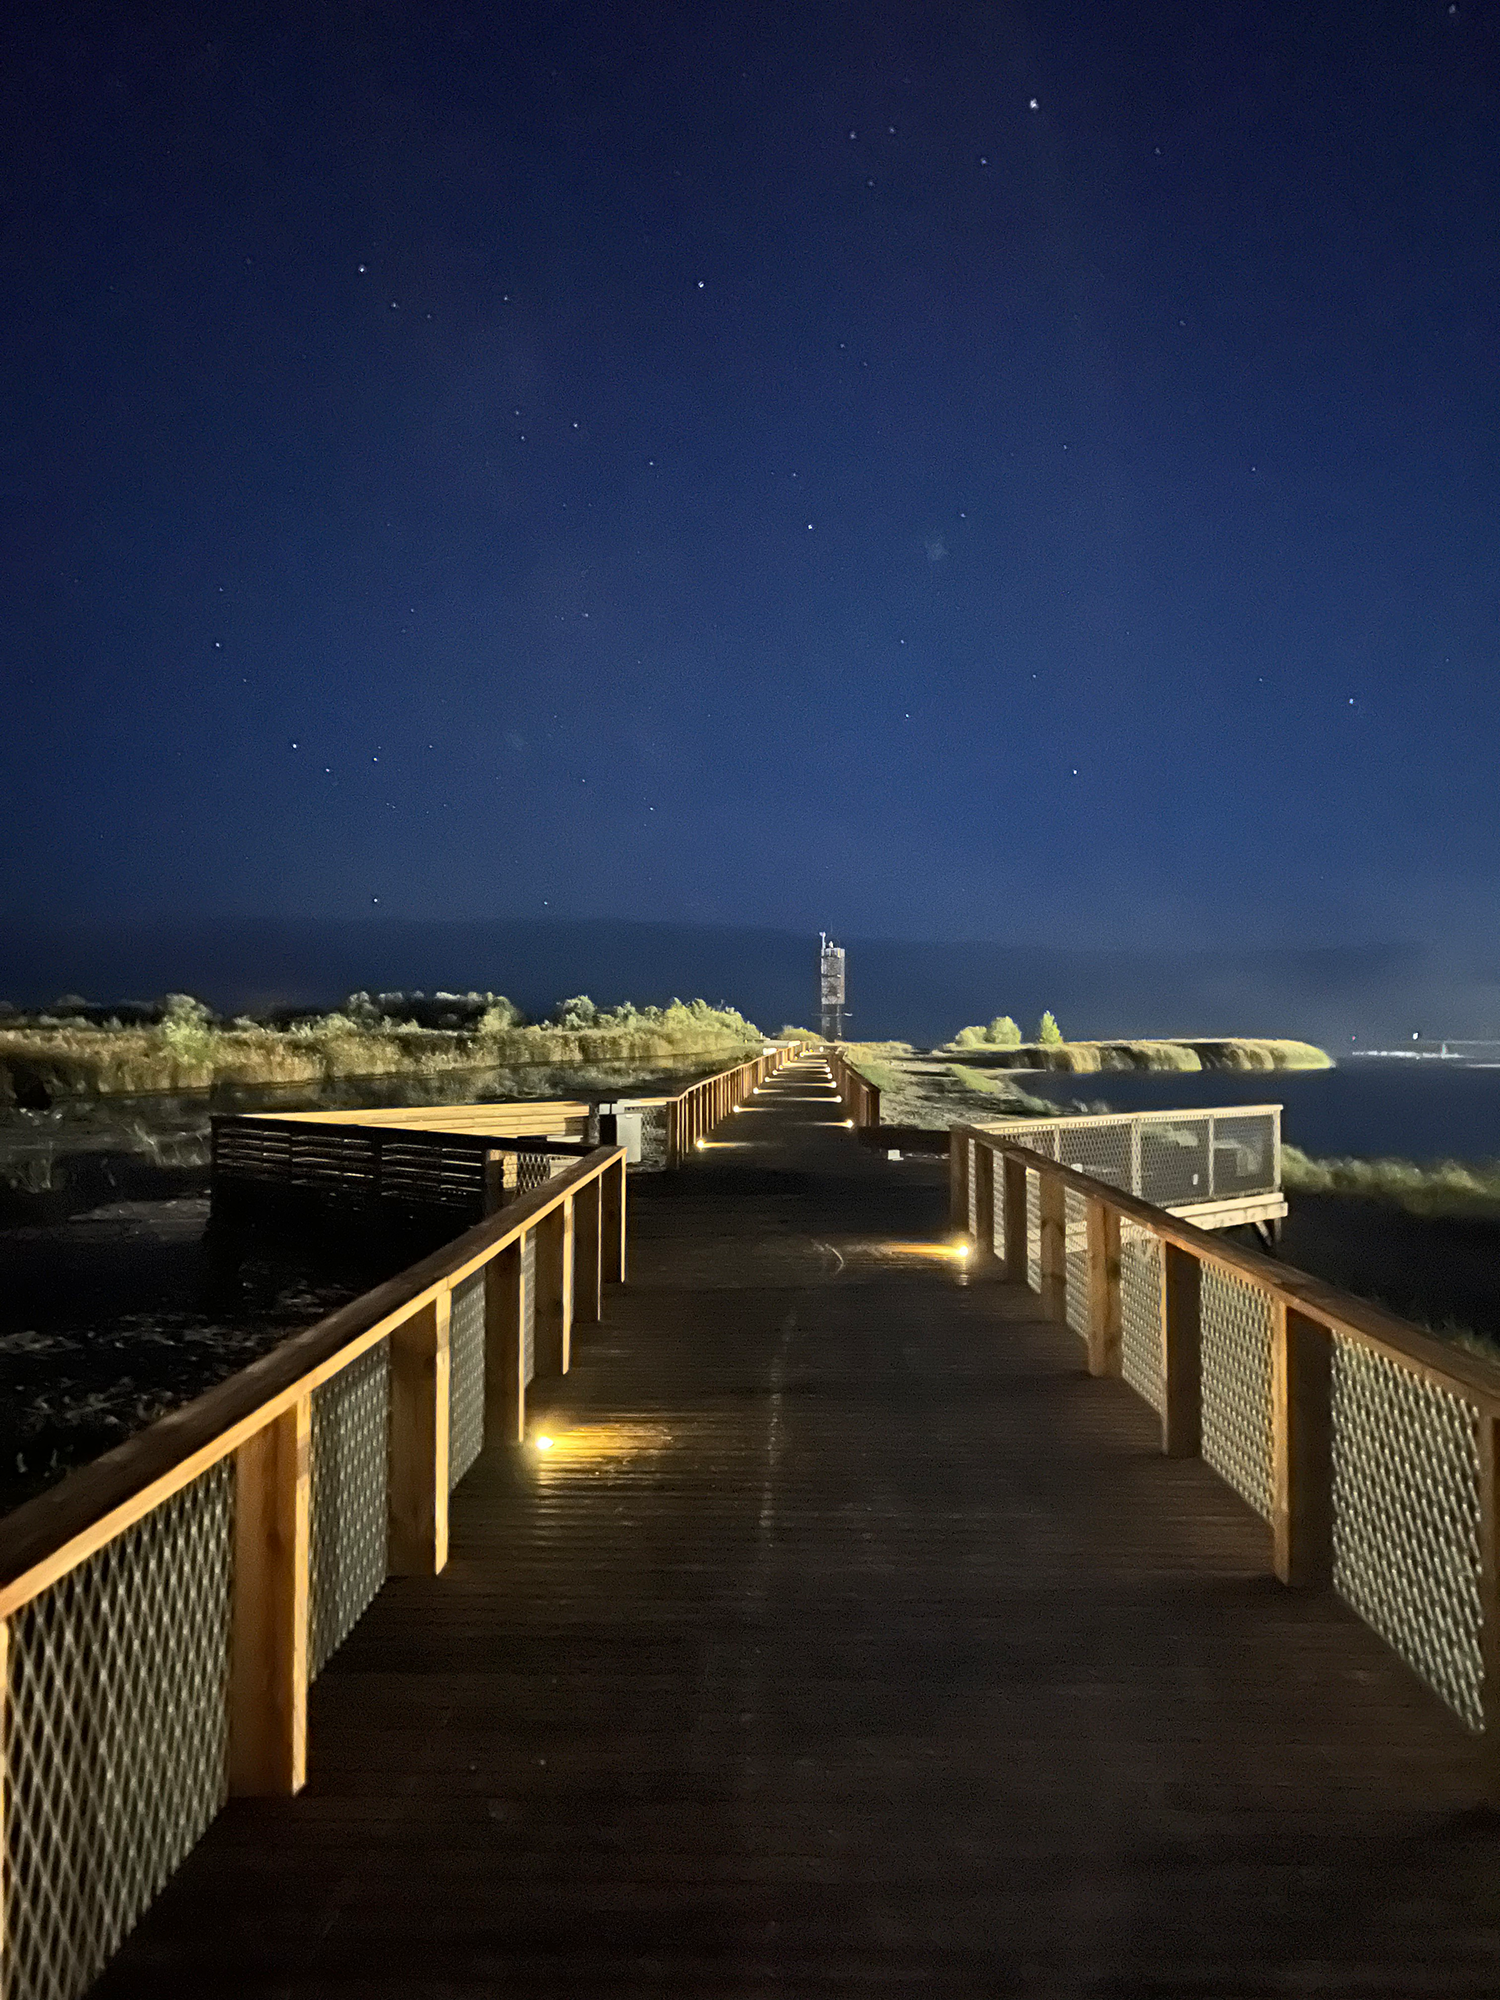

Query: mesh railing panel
[[635, 1103, 670, 1169], [522, 1229, 537, 1386], [448, 1271, 486, 1492], [5, 1461, 234, 2000], [308, 1340, 390, 1680], [991, 1151, 1006, 1263], [1120, 1221, 1164, 1412], [1058, 1123, 1132, 1194], [1138, 1116, 1212, 1207], [1026, 1168, 1040, 1294], [515, 1152, 567, 1195], [1199, 1263, 1273, 1519], [1209, 1113, 1278, 1199], [1063, 1187, 1089, 1338], [967, 1139, 978, 1240], [1331, 1337, 1484, 1731]]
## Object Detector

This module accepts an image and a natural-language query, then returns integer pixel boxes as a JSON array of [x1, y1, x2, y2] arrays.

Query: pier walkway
[[93, 1059, 1496, 1995]]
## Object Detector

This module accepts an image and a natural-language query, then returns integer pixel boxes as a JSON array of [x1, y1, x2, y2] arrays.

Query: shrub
[[1037, 1011, 1063, 1045], [987, 1016, 1022, 1047]]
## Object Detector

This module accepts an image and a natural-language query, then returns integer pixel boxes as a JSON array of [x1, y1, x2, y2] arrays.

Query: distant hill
[[2, 916, 1498, 1048]]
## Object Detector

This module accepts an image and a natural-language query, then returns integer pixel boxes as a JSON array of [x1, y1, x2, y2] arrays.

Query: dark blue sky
[[3, 1, 1497, 954]]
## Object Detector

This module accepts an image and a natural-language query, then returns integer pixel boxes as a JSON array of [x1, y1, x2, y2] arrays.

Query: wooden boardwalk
[[97, 1061, 1499, 1996]]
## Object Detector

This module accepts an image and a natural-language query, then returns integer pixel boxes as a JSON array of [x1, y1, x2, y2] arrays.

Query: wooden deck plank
[[95, 1060, 1500, 1997]]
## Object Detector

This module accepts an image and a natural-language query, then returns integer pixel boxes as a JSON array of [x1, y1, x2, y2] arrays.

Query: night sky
[[4, 2, 1498, 962]]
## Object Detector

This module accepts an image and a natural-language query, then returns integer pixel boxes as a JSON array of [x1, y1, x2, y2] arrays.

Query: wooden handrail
[[953, 1123, 1500, 1410], [0, 1146, 625, 1618]]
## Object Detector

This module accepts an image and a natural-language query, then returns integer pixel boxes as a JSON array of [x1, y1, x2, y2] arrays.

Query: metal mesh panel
[[522, 1228, 536, 1386], [1064, 1187, 1089, 1338], [1331, 1337, 1484, 1731], [967, 1138, 978, 1240], [991, 1149, 1006, 1263], [448, 1271, 486, 1492], [1026, 1168, 1040, 1293], [1120, 1220, 1164, 1413], [515, 1152, 566, 1195], [1138, 1116, 1211, 1207], [635, 1103, 670, 1169], [1210, 1113, 1278, 1199], [1058, 1123, 1132, 1194], [308, 1340, 390, 1680], [5, 1462, 234, 2000], [1199, 1263, 1273, 1519]]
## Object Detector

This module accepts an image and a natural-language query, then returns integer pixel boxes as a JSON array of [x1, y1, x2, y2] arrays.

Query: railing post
[[574, 1173, 603, 1324], [484, 1239, 526, 1446], [1038, 1170, 1067, 1320], [602, 1154, 627, 1283], [949, 1130, 970, 1233], [1160, 1243, 1201, 1458], [1086, 1199, 1122, 1377], [0, 1615, 7, 1963], [535, 1197, 574, 1375], [388, 1292, 450, 1575], [1002, 1155, 1029, 1284], [1479, 1413, 1500, 1796], [971, 1143, 997, 1269], [229, 1392, 311, 1795], [1270, 1301, 1332, 1586]]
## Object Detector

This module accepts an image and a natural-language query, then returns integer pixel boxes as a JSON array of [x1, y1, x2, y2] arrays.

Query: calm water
[[1008, 1058, 1500, 1164]]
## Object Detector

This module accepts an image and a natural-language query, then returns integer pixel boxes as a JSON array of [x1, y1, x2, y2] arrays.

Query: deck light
[[535, 1435, 555, 1451]]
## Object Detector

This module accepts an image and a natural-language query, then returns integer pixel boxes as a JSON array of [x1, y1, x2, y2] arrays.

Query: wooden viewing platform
[[65, 1056, 1499, 1995]]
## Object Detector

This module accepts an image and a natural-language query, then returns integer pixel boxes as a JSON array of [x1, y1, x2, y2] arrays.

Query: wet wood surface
[[96, 1060, 1500, 1996]]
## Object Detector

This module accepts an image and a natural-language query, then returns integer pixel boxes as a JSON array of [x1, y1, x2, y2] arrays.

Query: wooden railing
[[952, 1122, 1500, 1771], [664, 1045, 801, 1159], [823, 1046, 881, 1128], [0, 1144, 626, 2000]]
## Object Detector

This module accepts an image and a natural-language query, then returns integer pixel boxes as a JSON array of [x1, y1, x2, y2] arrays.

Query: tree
[[987, 1016, 1022, 1046], [1037, 1010, 1064, 1045]]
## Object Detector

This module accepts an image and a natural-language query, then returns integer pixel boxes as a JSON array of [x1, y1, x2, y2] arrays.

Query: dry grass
[[1282, 1144, 1500, 1219], [942, 1036, 1331, 1073], [0, 1000, 766, 1104]]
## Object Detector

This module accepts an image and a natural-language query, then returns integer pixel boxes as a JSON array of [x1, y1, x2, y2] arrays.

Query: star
[[1029, 98, 1039, 111]]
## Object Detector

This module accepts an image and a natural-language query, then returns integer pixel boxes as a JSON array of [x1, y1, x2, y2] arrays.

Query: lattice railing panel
[[1200, 1264, 1273, 1519], [1026, 1169, 1040, 1294], [522, 1229, 537, 1386], [1331, 1337, 1484, 1732], [1210, 1113, 1278, 1199], [636, 1103, 670, 1169], [1138, 1116, 1212, 1208], [448, 1272, 486, 1492], [991, 1153, 1006, 1263], [308, 1340, 390, 1680], [967, 1139, 978, 1241], [1058, 1123, 1132, 1194], [1119, 1221, 1163, 1412], [5, 1462, 234, 2000], [1064, 1187, 1089, 1338]]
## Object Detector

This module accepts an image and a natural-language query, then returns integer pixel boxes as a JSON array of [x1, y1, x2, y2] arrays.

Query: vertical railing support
[[1002, 1155, 1029, 1285], [0, 1615, 7, 1962], [535, 1198, 574, 1376], [575, 1174, 603, 1324], [1086, 1199, 1122, 1377], [229, 1393, 311, 1795], [388, 1293, 450, 1575], [1161, 1244, 1201, 1458], [485, 1240, 527, 1446], [1038, 1171, 1067, 1321], [950, 1130, 970, 1234], [602, 1155, 627, 1283], [1271, 1301, 1332, 1586], [972, 1143, 997, 1269]]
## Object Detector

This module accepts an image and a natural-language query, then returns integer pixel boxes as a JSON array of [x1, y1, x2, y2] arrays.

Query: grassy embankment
[[1281, 1144, 1500, 1221], [944, 1034, 1332, 1073], [0, 994, 770, 1104]]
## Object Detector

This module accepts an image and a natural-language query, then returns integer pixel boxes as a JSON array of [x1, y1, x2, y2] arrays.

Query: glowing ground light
[[535, 1435, 555, 1451]]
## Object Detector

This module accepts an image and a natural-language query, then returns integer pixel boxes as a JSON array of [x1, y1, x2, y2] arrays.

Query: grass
[[0, 996, 769, 1104], [942, 1035, 1332, 1073], [1282, 1144, 1500, 1219], [947, 1064, 1093, 1118]]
